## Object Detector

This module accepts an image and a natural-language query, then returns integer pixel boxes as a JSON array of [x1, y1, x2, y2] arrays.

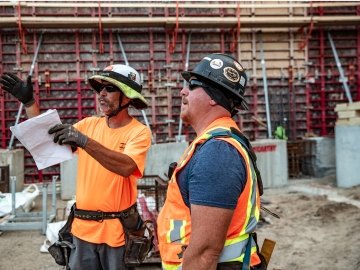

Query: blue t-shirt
[[177, 138, 247, 209]]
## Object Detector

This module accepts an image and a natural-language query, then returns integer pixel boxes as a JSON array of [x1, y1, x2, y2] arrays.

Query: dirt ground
[[0, 176, 359, 270]]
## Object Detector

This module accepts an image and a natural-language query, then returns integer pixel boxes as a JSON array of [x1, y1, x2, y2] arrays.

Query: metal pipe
[[116, 33, 129, 66], [177, 32, 192, 142], [42, 183, 48, 235], [327, 31, 353, 103], [51, 175, 58, 218], [117, 33, 154, 143], [10, 176, 16, 215], [8, 32, 44, 149], [259, 32, 272, 138]]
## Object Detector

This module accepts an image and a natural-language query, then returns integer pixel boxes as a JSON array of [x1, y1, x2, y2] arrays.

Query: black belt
[[74, 204, 137, 222]]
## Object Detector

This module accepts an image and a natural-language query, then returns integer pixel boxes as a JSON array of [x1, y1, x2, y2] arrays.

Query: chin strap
[[106, 92, 131, 122]]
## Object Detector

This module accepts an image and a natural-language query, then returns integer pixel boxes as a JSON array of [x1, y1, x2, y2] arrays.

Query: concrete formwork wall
[[0, 2, 359, 183]]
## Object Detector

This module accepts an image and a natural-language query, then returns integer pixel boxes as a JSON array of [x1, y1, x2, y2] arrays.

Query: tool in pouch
[[48, 203, 75, 269], [119, 204, 155, 267]]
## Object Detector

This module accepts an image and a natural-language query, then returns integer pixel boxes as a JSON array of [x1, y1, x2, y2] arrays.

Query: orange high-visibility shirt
[[71, 116, 151, 247]]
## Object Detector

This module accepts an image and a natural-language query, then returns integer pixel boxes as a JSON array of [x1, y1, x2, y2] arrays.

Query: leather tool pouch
[[48, 203, 75, 268], [120, 204, 154, 267], [123, 221, 154, 267]]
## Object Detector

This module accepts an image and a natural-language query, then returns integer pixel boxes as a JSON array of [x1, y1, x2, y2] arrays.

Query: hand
[[0, 73, 35, 107], [48, 124, 88, 149]]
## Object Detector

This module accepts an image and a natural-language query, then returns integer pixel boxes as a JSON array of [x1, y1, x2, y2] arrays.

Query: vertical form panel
[[0, 33, 5, 149], [319, 29, 326, 136], [167, 33, 174, 141], [75, 31, 82, 121], [251, 31, 258, 140], [108, 29, 114, 65], [149, 29, 156, 141], [357, 7, 360, 101]]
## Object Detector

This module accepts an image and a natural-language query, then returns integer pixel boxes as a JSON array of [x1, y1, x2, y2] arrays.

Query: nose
[[180, 86, 189, 96], [99, 87, 108, 96]]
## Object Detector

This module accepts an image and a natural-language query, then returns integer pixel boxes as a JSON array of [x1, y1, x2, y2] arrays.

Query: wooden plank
[[1, 15, 360, 29], [336, 118, 360, 126], [337, 110, 360, 119], [348, 101, 360, 111], [335, 103, 350, 112], [2, 1, 359, 9], [335, 102, 360, 112]]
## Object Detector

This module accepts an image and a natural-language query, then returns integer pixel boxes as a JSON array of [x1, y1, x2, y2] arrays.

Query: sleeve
[[123, 126, 152, 178], [188, 139, 247, 209]]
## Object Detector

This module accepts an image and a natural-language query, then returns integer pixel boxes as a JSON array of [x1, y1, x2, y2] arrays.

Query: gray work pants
[[69, 236, 134, 270]]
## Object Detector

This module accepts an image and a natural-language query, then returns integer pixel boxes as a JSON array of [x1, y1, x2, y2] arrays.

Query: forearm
[[182, 247, 219, 270], [182, 205, 234, 270], [84, 137, 137, 177], [24, 102, 40, 118]]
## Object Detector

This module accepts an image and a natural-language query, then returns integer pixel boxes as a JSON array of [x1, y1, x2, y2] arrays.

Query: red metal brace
[[98, 1, 104, 54], [299, 1, 314, 51], [230, 2, 241, 53], [17, 1, 28, 54], [169, 1, 179, 54]]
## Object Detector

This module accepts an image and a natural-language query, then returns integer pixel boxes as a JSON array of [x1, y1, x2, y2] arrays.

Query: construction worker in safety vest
[[157, 53, 267, 270]]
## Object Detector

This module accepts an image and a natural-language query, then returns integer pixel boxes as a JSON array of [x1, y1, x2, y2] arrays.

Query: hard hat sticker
[[224, 67, 240, 82], [210, 59, 223, 69], [129, 72, 136, 81], [233, 61, 243, 71], [203, 56, 212, 61]]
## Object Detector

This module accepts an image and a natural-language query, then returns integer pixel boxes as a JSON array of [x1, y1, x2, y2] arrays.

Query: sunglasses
[[188, 79, 206, 91], [100, 85, 119, 93]]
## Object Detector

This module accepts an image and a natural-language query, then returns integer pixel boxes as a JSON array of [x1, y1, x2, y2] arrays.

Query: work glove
[[48, 124, 88, 149], [0, 73, 35, 107]]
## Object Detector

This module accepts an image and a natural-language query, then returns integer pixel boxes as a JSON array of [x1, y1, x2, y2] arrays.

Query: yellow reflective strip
[[224, 233, 248, 246], [166, 219, 174, 243], [162, 262, 182, 270], [254, 205, 260, 220], [180, 220, 187, 244]]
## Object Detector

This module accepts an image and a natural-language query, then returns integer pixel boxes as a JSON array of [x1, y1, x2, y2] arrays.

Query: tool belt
[[75, 203, 154, 267], [74, 204, 138, 224]]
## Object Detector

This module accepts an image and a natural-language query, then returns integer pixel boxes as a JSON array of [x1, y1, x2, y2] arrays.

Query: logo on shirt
[[119, 143, 126, 152]]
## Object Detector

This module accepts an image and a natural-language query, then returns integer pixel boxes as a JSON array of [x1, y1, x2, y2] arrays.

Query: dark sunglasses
[[100, 85, 119, 93], [188, 79, 206, 91]]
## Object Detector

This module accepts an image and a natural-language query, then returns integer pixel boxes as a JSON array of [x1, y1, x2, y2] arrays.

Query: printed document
[[10, 109, 73, 170]]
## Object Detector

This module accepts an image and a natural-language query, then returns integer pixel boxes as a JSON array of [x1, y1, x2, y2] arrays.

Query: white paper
[[10, 109, 73, 170]]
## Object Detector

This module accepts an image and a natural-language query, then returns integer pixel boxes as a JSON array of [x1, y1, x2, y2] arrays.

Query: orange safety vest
[[157, 122, 261, 270]]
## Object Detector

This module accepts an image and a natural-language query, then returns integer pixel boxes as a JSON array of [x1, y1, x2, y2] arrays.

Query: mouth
[[98, 98, 108, 105]]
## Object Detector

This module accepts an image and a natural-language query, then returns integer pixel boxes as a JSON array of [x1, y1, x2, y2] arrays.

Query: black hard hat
[[181, 53, 248, 110]]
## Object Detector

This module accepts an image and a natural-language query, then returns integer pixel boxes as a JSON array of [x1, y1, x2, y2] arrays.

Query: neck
[[192, 108, 230, 136], [105, 110, 132, 128]]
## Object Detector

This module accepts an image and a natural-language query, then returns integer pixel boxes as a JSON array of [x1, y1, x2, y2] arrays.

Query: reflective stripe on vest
[[162, 263, 182, 270], [167, 219, 187, 244]]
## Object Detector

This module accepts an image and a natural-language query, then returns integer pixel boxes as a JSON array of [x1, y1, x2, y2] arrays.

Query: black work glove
[[48, 124, 88, 149], [0, 73, 35, 107]]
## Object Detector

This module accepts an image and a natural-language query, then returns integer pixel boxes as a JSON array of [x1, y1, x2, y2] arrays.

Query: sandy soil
[[0, 176, 359, 270]]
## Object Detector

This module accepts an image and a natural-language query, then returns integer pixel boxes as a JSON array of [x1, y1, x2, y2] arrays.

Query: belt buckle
[[97, 210, 104, 222]]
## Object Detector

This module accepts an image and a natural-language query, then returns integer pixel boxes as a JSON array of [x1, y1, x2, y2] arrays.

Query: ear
[[209, 99, 217, 106]]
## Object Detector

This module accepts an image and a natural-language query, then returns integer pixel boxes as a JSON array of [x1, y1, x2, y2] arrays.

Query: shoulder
[[74, 116, 104, 129], [78, 115, 103, 125], [128, 118, 151, 137], [197, 137, 243, 159]]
